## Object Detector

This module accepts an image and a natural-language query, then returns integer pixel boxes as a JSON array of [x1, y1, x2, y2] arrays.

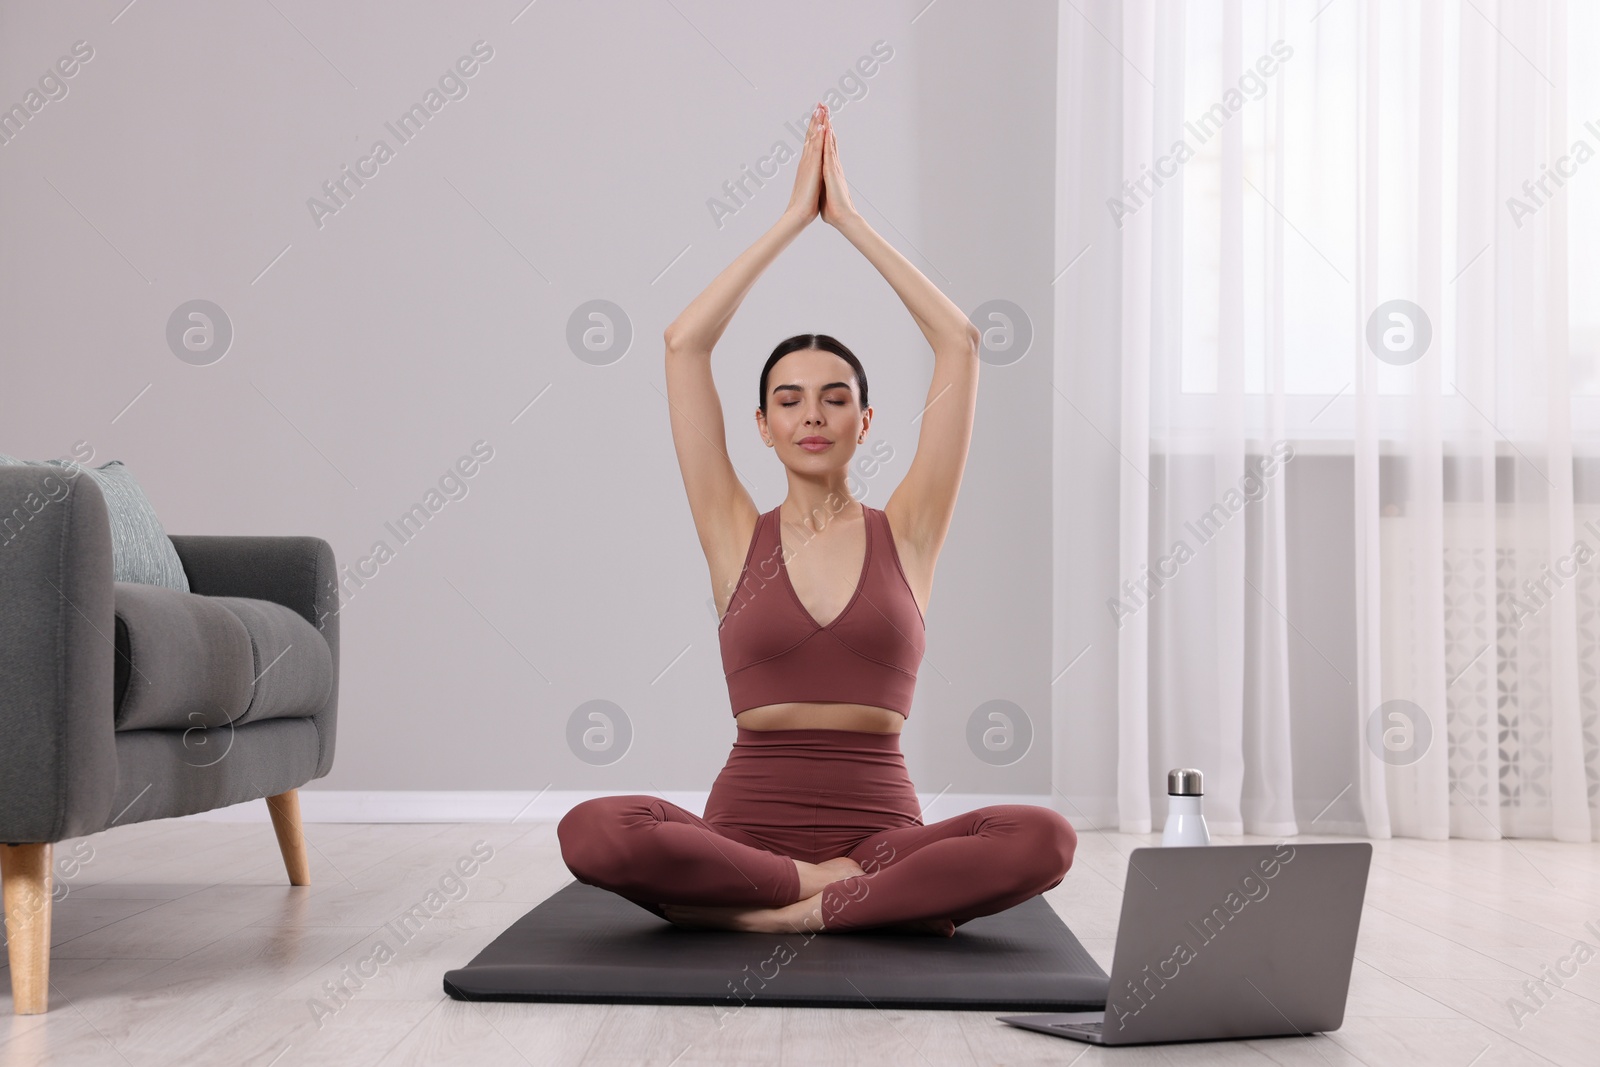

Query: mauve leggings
[[556, 727, 1078, 932]]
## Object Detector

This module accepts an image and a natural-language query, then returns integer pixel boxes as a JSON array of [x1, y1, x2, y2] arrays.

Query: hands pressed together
[[784, 102, 857, 229]]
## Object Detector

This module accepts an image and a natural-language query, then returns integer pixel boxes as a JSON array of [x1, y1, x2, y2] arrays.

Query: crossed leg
[[557, 794, 802, 917], [823, 804, 1078, 933], [557, 795, 1077, 936]]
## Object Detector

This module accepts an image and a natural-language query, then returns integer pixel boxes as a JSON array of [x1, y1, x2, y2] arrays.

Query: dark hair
[[758, 334, 868, 416]]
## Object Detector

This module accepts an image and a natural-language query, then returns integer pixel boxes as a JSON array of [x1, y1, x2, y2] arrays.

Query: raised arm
[[818, 112, 981, 565], [664, 103, 829, 603]]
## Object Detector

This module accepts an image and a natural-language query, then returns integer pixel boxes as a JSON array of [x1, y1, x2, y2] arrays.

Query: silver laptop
[[998, 842, 1371, 1046]]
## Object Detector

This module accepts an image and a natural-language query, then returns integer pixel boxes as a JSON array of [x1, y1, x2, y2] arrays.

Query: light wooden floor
[[2, 817, 1597, 1066]]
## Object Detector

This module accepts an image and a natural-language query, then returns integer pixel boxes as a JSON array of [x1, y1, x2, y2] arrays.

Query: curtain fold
[[1115, 0, 1157, 833], [1073, 0, 1598, 843]]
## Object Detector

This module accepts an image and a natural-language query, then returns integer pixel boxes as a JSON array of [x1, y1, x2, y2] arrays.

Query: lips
[[799, 437, 833, 452]]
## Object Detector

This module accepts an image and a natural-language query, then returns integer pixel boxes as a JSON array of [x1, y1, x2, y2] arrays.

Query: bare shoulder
[[879, 334, 977, 608], [663, 343, 763, 619]]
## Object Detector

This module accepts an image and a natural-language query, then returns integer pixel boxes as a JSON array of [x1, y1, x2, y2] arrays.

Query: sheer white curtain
[[1084, 0, 1599, 842]]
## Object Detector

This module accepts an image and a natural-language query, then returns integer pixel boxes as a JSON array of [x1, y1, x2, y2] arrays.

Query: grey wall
[[1052, 0, 1125, 825], [1, 1, 1067, 793]]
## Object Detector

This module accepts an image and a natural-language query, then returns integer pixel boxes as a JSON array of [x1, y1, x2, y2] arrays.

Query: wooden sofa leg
[[265, 790, 311, 887], [1, 842, 52, 1014]]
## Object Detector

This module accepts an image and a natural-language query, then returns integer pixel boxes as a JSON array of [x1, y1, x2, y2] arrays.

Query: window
[[1166, 0, 1599, 445]]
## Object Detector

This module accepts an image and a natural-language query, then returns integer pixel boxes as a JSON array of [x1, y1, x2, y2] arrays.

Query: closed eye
[[782, 400, 847, 407]]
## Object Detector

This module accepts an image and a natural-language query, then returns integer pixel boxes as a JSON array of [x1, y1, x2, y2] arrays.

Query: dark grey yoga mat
[[443, 880, 1110, 1010]]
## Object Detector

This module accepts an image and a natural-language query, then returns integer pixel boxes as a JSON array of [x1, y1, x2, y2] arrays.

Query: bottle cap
[[1168, 768, 1204, 796]]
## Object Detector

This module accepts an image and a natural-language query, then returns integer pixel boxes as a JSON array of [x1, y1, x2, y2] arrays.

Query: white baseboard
[[175, 790, 1081, 826], [174, 792, 1356, 836]]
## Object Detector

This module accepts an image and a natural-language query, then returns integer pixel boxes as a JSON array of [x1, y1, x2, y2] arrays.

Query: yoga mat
[[443, 880, 1109, 1011]]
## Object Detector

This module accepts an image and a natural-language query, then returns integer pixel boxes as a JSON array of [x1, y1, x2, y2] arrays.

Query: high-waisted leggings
[[556, 727, 1078, 932]]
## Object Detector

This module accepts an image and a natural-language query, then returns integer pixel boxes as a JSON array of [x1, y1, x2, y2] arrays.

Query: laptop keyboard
[[1050, 1019, 1103, 1032]]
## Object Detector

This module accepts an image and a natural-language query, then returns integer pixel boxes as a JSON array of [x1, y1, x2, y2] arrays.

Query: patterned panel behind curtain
[[1433, 505, 1600, 836]]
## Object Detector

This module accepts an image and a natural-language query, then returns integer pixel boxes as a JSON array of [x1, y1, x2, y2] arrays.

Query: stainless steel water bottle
[[1161, 768, 1211, 846]]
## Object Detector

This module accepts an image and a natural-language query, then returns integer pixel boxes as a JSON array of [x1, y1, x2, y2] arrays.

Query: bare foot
[[662, 892, 827, 934], [661, 896, 954, 937], [659, 901, 766, 932], [793, 855, 868, 899], [818, 856, 868, 879]]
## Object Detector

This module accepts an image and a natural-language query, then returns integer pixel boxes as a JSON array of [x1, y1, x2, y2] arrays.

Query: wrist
[[777, 209, 813, 235], [830, 210, 867, 235]]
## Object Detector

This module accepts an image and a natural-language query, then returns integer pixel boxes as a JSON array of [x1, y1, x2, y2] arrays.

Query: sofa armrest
[[0, 466, 118, 844], [167, 535, 340, 780]]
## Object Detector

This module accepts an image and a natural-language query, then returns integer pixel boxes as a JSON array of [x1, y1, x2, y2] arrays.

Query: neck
[[779, 486, 861, 533]]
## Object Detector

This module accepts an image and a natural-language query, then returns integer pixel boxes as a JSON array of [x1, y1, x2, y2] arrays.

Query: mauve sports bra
[[717, 504, 927, 717]]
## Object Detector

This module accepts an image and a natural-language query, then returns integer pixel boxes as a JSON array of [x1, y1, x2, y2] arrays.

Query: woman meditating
[[557, 102, 1077, 936]]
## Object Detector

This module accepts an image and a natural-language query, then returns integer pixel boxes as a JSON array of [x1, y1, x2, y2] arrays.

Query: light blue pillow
[[0, 453, 190, 592]]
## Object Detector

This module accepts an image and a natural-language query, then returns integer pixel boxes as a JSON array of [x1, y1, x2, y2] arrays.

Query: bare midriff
[[734, 701, 905, 733]]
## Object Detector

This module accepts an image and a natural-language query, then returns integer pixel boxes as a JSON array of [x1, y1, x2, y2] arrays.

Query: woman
[[557, 102, 1076, 936]]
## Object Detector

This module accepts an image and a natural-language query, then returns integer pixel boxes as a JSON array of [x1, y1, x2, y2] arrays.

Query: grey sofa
[[0, 465, 340, 1014]]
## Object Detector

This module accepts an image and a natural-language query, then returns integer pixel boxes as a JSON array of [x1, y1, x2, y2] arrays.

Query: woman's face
[[760, 348, 868, 463]]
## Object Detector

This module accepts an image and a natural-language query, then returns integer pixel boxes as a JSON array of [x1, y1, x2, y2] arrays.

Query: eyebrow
[[772, 382, 852, 394]]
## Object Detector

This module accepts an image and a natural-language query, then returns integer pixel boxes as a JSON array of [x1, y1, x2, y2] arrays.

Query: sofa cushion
[[205, 596, 333, 726], [112, 586, 333, 732], [113, 583, 253, 731], [0, 454, 191, 591]]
